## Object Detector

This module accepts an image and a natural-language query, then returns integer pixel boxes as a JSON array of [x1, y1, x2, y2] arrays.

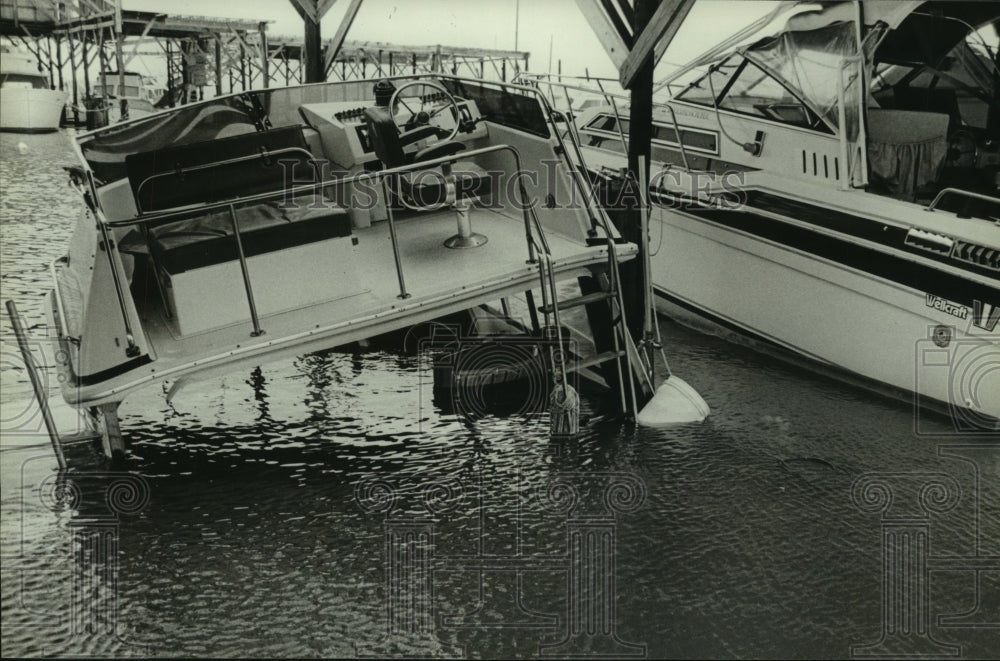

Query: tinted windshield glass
[[441, 78, 550, 138]]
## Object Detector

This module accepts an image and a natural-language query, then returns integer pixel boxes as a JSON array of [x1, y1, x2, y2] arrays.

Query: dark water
[[1, 131, 997, 659]]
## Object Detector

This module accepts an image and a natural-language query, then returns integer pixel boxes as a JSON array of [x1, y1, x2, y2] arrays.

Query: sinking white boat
[[8, 72, 695, 458], [0, 45, 67, 132], [569, 0, 999, 427]]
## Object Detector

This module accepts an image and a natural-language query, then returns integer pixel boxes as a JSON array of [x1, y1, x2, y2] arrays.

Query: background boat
[[92, 70, 165, 123], [0, 45, 67, 132]]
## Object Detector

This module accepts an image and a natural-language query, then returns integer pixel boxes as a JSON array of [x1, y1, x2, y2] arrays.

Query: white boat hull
[[0, 87, 66, 132], [649, 207, 1000, 426]]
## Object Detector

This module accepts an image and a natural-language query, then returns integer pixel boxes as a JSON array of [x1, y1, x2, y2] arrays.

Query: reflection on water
[[2, 131, 997, 658]]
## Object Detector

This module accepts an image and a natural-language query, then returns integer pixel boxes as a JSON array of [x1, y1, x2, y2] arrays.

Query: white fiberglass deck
[[67, 206, 632, 406]]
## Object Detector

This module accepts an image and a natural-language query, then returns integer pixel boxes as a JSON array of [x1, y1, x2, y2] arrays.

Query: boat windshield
[[872, 20, 999, 130], [78, 76, 552, 186], [743, 21, 860, 133], [676, 19, 863, 137]]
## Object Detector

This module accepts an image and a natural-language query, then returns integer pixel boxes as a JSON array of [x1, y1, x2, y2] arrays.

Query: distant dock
[[1, 0, 529, 126]]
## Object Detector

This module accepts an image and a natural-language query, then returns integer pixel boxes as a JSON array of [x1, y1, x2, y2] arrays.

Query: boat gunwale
[[54, 242, 633, 407]]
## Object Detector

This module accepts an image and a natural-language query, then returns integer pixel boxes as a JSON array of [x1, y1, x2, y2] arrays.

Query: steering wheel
[[389, 80, 462, 143]]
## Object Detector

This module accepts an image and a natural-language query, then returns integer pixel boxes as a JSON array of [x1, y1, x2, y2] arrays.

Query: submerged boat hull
[[648, 203, 1000, 427], [0, 87, 66, 132]]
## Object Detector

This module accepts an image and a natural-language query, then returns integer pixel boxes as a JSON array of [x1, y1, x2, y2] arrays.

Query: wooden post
[[81, 29, 91, 99], [239, 37, 247, 90], [622, 0, 657, 341], [259, 22, 270, 88], [55, 36, 64, 90], [44, 37, 54, 89], [303, 13, 322, 82], [68, 35, 80, 124], [97, 402, 126, 461], [181, 40, 190, 102], [114, 0, 128, 120], [166, 39, 175, 106], [215, 38, 222, 96], [98, 29, 109, 110]]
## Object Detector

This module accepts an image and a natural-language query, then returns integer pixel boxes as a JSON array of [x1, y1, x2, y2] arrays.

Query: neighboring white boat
[[93, 71, 165, 122], [569, 0, 999, 427], [17, 73, 671, 457], [0, 45, 67, 132]]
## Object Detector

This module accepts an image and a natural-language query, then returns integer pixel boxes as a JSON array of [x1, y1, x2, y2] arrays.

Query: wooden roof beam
[[323, 0, 364, 76], [288, 0, 318, 23], [599, 0, 633, 44], [619, 0, 693, 88], [317, 0, 340, 21], [576, 0, 630, 70], [288, 0, 346, 23]]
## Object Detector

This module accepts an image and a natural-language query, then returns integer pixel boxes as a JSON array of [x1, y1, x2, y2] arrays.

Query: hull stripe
[[670, 197, 1000, 310]]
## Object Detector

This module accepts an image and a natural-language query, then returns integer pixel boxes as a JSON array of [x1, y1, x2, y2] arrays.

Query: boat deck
[[67, 206, 633, 405]]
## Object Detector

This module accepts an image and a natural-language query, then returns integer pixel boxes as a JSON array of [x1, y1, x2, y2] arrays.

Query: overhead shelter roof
[[575, 0, 696, 88], [57, 10, 267, 37]]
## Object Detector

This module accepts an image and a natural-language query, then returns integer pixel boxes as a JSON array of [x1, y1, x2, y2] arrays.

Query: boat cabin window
[[93, 84, 141, 97], [586, 115, 628, 134], [0, 73, 49, 89], [581, 114, 718, 159], [678, 57, 831, 134]]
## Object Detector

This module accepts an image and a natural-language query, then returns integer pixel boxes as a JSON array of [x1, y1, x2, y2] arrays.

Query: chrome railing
[[94, 143, 538, 339], [49, 256, 69, 340], [926, 188, 1000, 214]]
